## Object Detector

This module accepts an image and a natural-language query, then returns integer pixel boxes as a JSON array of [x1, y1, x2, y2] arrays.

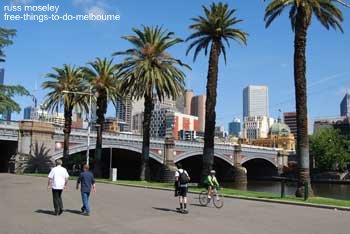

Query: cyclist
[[204, 170, 219, 199]]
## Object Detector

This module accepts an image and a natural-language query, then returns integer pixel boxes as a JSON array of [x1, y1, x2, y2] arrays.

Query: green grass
[[24, 173, 350, 208]]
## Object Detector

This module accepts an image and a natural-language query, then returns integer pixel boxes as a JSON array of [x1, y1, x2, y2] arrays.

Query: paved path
[[0, 174, 349, 234]]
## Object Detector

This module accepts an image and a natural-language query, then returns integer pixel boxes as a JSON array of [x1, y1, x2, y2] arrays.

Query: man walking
[[76, 164, 96, 216], [47, 159, 69, 216], [175, 163, 190, 214]]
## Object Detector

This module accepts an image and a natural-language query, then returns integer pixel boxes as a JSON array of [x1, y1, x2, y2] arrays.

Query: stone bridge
[[0, 120, 292, 181]]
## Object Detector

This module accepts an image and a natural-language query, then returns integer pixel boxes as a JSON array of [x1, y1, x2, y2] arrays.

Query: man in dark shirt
[[76, 164, 96, 216]]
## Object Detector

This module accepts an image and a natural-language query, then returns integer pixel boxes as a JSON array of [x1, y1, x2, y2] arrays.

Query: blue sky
[[1, 0, 350, 130]]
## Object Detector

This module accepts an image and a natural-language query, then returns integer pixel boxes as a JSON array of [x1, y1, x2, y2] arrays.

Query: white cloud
[[86, 6, 106, 16], [72, 0, 110, 16]]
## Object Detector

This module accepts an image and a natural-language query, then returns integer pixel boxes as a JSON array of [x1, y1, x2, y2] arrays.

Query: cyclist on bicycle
[[204, 170, 219, 199]]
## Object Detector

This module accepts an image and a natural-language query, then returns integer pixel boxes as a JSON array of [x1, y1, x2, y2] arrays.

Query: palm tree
[[0, 27, 16, 62], [264, 0, 349, 197], [83, 58, 119, 177], [114, 25, 190, 181], [42, 65, 88, 159], [186, 2, 248, 181]]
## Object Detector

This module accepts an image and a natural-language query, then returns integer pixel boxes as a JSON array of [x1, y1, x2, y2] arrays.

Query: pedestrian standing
[[175, 163, 190, 213], [76, 164, 96, 216], [47, 159, 69, 216]]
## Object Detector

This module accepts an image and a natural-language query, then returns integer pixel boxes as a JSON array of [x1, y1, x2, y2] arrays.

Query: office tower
[[243, 85, 269, 118], [0, 68, 4, 85], [185, 89, 194, 115], [23, 106, 33, 119], [191, 95, 206, 132], [340, 92, 350, 117], [283, 112, 297, 139], [243, 116, 274, 141], [115, 95, 132, 132], [228, 117, 241, 137], [215, 126, 226, 138]]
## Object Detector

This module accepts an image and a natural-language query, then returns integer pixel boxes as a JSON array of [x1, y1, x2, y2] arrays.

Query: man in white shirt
[[175, 163, 190, 213], [47, 159, 69, 216]]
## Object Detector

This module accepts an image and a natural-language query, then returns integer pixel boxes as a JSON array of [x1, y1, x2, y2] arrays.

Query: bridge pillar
[[232, 144, 247, 186], [277, 150, 289, 175], [10, 121, 55, 173], [159, 137, 177, 182]]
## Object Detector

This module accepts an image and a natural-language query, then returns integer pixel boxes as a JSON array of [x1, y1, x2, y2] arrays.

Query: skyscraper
[[0, 68, 4, 85], [191, 95, 206, 132], [228, 117, 241, 137], [185, 89, 194, 115], [243, 85, 269, 118], [340, 92, 350, 117], [284, 112, 297, 139], [115, 95, 132, 132]]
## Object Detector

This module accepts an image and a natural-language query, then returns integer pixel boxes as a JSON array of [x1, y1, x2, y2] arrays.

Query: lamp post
[[62, 86, 93, 166]]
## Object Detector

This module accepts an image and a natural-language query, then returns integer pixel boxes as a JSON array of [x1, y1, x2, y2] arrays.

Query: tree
[[0, 27, 16, 62], [0, 85, 30, 115], [83, 58, 119, 177], [26, 142, 53, 173], [186, 2, 247, 182], [264, 0, 349, 197], [115, 25, 189, 181], [310, 127, 350, 172], [42, 65, 88, 159]]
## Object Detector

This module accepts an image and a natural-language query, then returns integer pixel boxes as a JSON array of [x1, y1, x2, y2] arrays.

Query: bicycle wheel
[[213, 193, 224, 208], [199, 191, 209, 206]]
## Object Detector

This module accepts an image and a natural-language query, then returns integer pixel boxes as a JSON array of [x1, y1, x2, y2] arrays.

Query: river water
[[228, 181, 350, 200]]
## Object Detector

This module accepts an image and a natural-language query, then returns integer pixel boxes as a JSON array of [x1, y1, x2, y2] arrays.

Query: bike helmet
[[210, 170, 216, 174]]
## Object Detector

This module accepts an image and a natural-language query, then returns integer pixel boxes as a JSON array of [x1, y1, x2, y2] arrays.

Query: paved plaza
[[0, 174, 349, 234]]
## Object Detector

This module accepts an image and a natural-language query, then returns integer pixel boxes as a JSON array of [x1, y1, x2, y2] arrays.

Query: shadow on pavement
[[35, 209, 56, 216], [152, 207, 179, 213], [65, 209, 83, 215], [189, 203, 204, 207]]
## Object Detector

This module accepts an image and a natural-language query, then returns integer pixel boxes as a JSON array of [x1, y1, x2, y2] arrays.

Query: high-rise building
[[340, 92, 350, 117], [228, 117, 241, 137], [215, 126, 226, 138], [115, 95, 132, 132], [284, 112, 297, 139], [243, 85, 269, 118], [23, 106, 34, 119], [191, 95, 206, 132], [185, 89, 194, 115], [0, 68, 4, 85], [243, 116, 274, 141]]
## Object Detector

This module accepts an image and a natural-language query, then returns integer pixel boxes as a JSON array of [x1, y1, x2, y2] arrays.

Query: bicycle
[[199, 187, 224, 208]]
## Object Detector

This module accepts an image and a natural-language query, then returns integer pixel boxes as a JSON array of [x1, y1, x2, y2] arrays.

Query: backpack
[[178, 170, 190, 184]]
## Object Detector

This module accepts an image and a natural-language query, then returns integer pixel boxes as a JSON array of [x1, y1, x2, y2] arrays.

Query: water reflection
[[225, 181, 350, 200]]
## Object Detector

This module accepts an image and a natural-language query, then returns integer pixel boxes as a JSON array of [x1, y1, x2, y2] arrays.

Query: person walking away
[[76, 164, 96, 216], [175, 163, 190, 213], [47, 159, 69, 216]]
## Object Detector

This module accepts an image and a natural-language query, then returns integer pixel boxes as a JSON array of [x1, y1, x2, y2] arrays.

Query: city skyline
[[1, 0, 349, 129]]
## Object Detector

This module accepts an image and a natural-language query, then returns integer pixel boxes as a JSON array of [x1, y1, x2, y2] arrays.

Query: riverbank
[[24, 173, 350, 210]]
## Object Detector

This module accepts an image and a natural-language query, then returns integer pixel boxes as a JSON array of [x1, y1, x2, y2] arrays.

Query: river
[[227, 181, 350, 200]]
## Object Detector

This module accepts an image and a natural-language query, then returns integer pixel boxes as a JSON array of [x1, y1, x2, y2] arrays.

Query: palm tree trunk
[[140, 94, 153, 181], [63, 106, 73, 159], [294, 8, 314, 197], [202, 41, 220, 183], [94, 90, 107, 178]]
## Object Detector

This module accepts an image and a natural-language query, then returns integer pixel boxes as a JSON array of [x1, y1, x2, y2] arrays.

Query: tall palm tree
[[0, 27, 16, 62], [83, 58, 119, 177], [186, 2, 247, 181], [42, 65, 88, 159], [114, 25, 190, 181], [264, 0, 349, 197]]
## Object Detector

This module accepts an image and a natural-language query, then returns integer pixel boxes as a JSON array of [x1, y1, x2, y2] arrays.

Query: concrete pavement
[[0, 174, 349, 234]]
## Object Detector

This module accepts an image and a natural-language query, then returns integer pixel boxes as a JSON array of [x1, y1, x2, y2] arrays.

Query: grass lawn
[[25, 173, 350, 208]]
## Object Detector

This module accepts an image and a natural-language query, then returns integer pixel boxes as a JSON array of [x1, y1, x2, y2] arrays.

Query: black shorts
[[178, 186, 188, 197]]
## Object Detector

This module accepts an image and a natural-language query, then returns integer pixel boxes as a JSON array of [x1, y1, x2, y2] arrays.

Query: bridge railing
[[0, 120, 19, 129]]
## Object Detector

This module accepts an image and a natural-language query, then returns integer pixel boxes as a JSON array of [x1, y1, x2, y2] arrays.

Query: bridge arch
[[175, 150, 233, 166], [241, 157, 278, 179], [52, 144, 163, 164]]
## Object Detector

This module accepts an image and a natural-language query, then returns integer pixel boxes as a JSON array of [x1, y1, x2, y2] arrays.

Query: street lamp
[[62, 86, 93, 166]]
